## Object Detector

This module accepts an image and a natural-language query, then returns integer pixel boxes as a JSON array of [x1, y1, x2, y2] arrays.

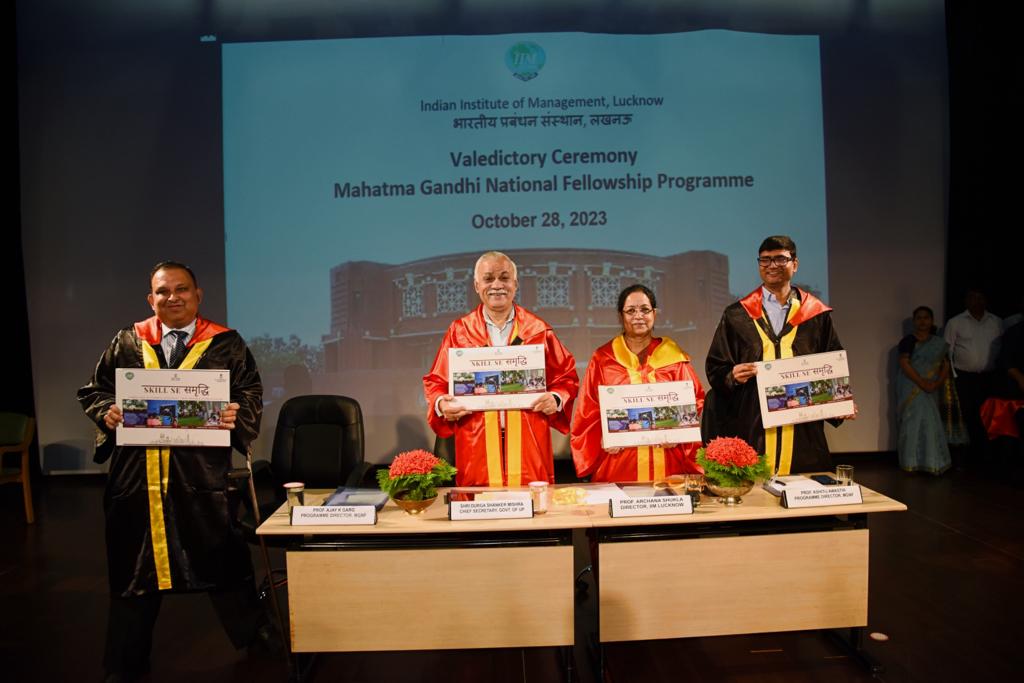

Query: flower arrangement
[[696, 437, 770, 487], [376, 449, 457, 501]]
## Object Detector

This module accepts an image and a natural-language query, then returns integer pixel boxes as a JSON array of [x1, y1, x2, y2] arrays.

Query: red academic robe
[[571, 336, 705, 482], [423, 305, 579, 487]]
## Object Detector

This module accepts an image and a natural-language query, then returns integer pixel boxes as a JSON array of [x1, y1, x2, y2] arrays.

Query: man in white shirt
[[944, 288, 1003, 452]]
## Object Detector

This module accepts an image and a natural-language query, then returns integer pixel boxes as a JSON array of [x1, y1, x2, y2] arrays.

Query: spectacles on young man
[[757, 255, 794, 267]]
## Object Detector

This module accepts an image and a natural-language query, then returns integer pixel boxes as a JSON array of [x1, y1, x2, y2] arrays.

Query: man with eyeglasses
[[423, 251, 579, 486], [703, 235, 846, 475]]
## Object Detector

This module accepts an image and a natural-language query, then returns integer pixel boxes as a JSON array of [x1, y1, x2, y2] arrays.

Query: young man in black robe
[[78, 261, 276, 681], [703, 236, 848, 474]]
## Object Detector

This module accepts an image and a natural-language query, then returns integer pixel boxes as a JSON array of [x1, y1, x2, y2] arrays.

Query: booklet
[[448, 344, 547, 410], [597, 380, 701, 449], [115, 368, 231, 447], [755, 350, 855, 429]]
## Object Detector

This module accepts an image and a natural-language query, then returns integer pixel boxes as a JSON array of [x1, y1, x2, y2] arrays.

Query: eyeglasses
[[622, 307, 654, 317], [757, 255, 794, 267]]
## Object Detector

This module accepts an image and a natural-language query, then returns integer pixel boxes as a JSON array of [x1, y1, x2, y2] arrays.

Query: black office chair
[[231, 394, 370, 645], [433, 434, 455, 465], [269, 394, 370, 492], [237, 394, 370, 525]]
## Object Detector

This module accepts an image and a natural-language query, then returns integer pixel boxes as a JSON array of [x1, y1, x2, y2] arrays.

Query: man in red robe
[[423, 252, 579, 487]]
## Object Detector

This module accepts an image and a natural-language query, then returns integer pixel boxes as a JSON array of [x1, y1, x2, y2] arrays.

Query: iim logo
[[505, 42, 546, 81]]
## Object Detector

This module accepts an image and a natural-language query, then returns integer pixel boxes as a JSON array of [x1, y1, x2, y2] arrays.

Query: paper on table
[[620, 485, 660, 498], [763, 475, 824, 497], [583, 485, 629, 504]]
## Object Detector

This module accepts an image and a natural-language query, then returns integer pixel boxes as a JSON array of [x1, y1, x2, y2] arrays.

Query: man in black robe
[[78, 261, 273, 681], [703, 236, 847, 474]]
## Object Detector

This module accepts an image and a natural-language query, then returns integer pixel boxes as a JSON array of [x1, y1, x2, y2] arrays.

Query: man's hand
[[530, 392, 559, 415], [439, 395, 471, 422], [103, 404, 123, 430], [220, 402, 241, 429], [841, 402, 859, 421], [731, 363, 758, 385]]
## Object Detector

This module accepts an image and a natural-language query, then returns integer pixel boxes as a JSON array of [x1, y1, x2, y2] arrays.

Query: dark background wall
[[944, 2, 1019, 319]]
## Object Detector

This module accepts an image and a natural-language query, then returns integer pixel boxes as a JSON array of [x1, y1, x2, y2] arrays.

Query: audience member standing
[[944, 288, 1002, 455]]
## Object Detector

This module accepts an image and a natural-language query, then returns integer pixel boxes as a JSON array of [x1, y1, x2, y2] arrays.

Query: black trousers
[[955, 370, 995, 453], [103, 581, 266, 675]]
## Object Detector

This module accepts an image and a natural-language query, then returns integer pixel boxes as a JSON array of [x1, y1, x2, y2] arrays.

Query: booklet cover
[[755, 350, 854, 429], [448, 344, 546, 410], [597, 380, 701, 449], [115, 368, 231, 447]]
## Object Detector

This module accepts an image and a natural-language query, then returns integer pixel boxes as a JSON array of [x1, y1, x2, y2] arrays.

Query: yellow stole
[[611, 336, 687, 481], [752, 298, 801, 475], [482, 320, 525, 487], [141, 338, 213, 590]]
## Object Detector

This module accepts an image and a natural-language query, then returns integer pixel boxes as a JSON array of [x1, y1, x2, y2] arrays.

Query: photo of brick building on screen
[[315, 248, 733, 456]]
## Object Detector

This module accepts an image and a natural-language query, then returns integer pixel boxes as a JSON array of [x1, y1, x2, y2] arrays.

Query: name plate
[[290, 505, 378, 526], [449, 499, 534, 520], [781, 485, 863, 508], [609, 495, 693, 518]]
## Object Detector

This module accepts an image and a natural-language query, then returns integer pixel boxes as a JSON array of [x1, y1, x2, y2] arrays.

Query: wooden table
[[257, 483, 905, 677], [258, 490, 590, 657], [585, 484, 906, 674]]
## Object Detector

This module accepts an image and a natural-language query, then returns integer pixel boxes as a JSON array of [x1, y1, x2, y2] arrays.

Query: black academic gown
[[703, 288, 843, 474], [78, 316, 262, 597]]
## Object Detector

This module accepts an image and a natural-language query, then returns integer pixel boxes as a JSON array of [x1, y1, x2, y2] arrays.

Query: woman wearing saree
[[571, 284, 705, 482], [897, 306, 963, 474]]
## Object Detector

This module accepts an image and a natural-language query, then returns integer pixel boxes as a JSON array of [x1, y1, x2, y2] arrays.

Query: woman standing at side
[[897, 305, 963, 474]]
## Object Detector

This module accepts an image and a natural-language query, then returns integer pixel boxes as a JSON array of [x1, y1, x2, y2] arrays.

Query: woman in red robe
[[571, 285, 705, 482]]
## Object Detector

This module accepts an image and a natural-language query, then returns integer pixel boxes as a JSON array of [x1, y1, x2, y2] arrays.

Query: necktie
[[167, 330, 188, 368]]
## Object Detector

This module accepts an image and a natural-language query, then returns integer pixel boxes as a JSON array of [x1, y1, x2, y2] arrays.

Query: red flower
[[388, 449, 441, 478], [703, 437, 759, 468]]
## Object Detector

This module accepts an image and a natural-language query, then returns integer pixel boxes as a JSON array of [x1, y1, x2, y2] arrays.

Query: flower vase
[[705, 479, 754, 505], [392, 495, 437, 515]]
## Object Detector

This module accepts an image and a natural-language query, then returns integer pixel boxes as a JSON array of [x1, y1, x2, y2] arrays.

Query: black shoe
[[247, 622, 285, 657]]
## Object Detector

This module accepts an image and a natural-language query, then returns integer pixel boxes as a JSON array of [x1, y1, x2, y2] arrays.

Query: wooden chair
[[0, 413, 36, 524]]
